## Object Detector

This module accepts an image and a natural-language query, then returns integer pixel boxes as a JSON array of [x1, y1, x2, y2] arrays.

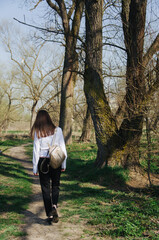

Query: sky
[[0, 1, 28, 62], [0, 0, 28, 21], [0, 0, 158, 68], [0, 0, 53, 64]]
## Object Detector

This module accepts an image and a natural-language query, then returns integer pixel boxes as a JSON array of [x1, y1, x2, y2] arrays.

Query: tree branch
[[121, 0, 131, 51], [13, 18, 64, 35], [68, 0, 76, 20], [143, 34, 159, 67], [23, 59, 31, 73], [103, 42, 126, 52], [46, 0, 61, 17], [13, 18, 85, 46], [30, 0, 43, 11], [71, 0, 84, 46], [143, 78, 159, 107], [30, 42, 45, 88], [6, 41, 30, 80], [40, 91, 61, 109], [42, 66, 61, 80], [56, 0, 70, 35]]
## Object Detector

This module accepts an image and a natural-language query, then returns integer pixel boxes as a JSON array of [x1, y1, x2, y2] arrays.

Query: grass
[[0, 136, 158, 240], [0, 139, 32, 240], [58, 143, 159, 239], [24, 142, 159, 239], [0, 138, 32, 152], [2, 131, 29, 134], [140, 132, 159, 174], [24, 144, 33, 159]]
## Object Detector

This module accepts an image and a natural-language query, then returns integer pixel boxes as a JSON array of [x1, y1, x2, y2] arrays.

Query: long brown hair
[[31, 110, 56, 139]]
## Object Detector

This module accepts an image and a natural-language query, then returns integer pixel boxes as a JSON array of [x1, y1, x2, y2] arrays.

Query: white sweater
[[32, 127, 67, 174]]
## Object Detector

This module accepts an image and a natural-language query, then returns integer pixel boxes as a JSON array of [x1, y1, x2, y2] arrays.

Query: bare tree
[[0, 70, 21, 133], [23, 0, 85, 143], [142, 57, 159, 184], [84, 0, 159, 170], [0, 25, 62, 129]]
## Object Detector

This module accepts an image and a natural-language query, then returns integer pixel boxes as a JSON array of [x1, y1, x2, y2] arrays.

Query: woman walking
[[31, 110, 67, 224]]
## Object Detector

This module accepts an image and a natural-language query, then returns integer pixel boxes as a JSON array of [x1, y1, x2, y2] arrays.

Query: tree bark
[[79, 106, 92, 142], [145, 113, 152, 186], [109, 116, 144, 170], [30, 100, 37, 130], [84, 0, 153, 170], [84, 0, 118, 167], [111, 0, 147, 169], [104, 0, 147, 170], [58, 0, 84, 144], [59, 36, 78, 144]]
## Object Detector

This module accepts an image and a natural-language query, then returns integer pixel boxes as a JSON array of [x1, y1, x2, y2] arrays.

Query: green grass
[[140, 133, 159, 174], [0, 138, 32, 152], [1, 136, 158, 240], [24, 144, 33, 159], [0, 143, 32, 240], [57, 143, 159, 239], [2, 130, 29, 134], [24, 142, 159, 239]]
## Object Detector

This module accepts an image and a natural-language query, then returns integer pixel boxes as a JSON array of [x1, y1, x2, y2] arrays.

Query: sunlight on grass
[[0, 153, 32, 240], [2, 139, 158, 239], [58, 143, 159, 239]]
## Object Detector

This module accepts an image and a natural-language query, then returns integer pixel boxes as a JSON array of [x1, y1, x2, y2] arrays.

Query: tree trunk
[[104, 0, 147, 169], [110, 0, 147, 168], [145, 113, 152, 186], [152, 58, 159, 130], [108, 116, 144, 171], [59, 0, 84, 145], [84, 0, 149, 169], [30, 101, 37, 130], [84, 0, 118, 167], [59, 36, 78, 144], [79, 106, 92, 142]]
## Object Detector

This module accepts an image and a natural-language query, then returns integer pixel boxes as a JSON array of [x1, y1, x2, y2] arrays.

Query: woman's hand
[[61, 168, 65, 172], [33, 173, 38, 176]]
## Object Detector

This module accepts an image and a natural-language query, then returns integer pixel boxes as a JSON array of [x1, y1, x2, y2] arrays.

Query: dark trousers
[[38, 157, 61, 217]]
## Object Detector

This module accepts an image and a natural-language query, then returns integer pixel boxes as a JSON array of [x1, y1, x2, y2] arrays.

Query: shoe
[[47, 213, 53, 225], [47, 216, 53, 225], [52, 207, 59, 223]]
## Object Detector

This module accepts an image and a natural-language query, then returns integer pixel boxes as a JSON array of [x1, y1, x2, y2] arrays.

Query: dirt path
[[5, 145, 86, 240]]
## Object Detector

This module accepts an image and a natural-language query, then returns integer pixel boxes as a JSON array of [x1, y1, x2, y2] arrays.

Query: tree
[[84, 0, 159, 170], [142, 57, 159, 185], [111, 0, 159, 169], [48, 0, 85, 144], [0, 25, 62, 129], [79, 105, 92, 142], [0, 70, 21, 133], [84, 0, 117, 167], [25, 0, 85, 143]]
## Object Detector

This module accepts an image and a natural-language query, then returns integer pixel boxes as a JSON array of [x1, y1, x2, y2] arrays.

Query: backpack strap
[[40, 158, 49, 174]]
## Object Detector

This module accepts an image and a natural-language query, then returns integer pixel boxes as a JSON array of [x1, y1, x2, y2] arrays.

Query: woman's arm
[[33, 132, 40, 174], [56, 127, 67, 170]]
